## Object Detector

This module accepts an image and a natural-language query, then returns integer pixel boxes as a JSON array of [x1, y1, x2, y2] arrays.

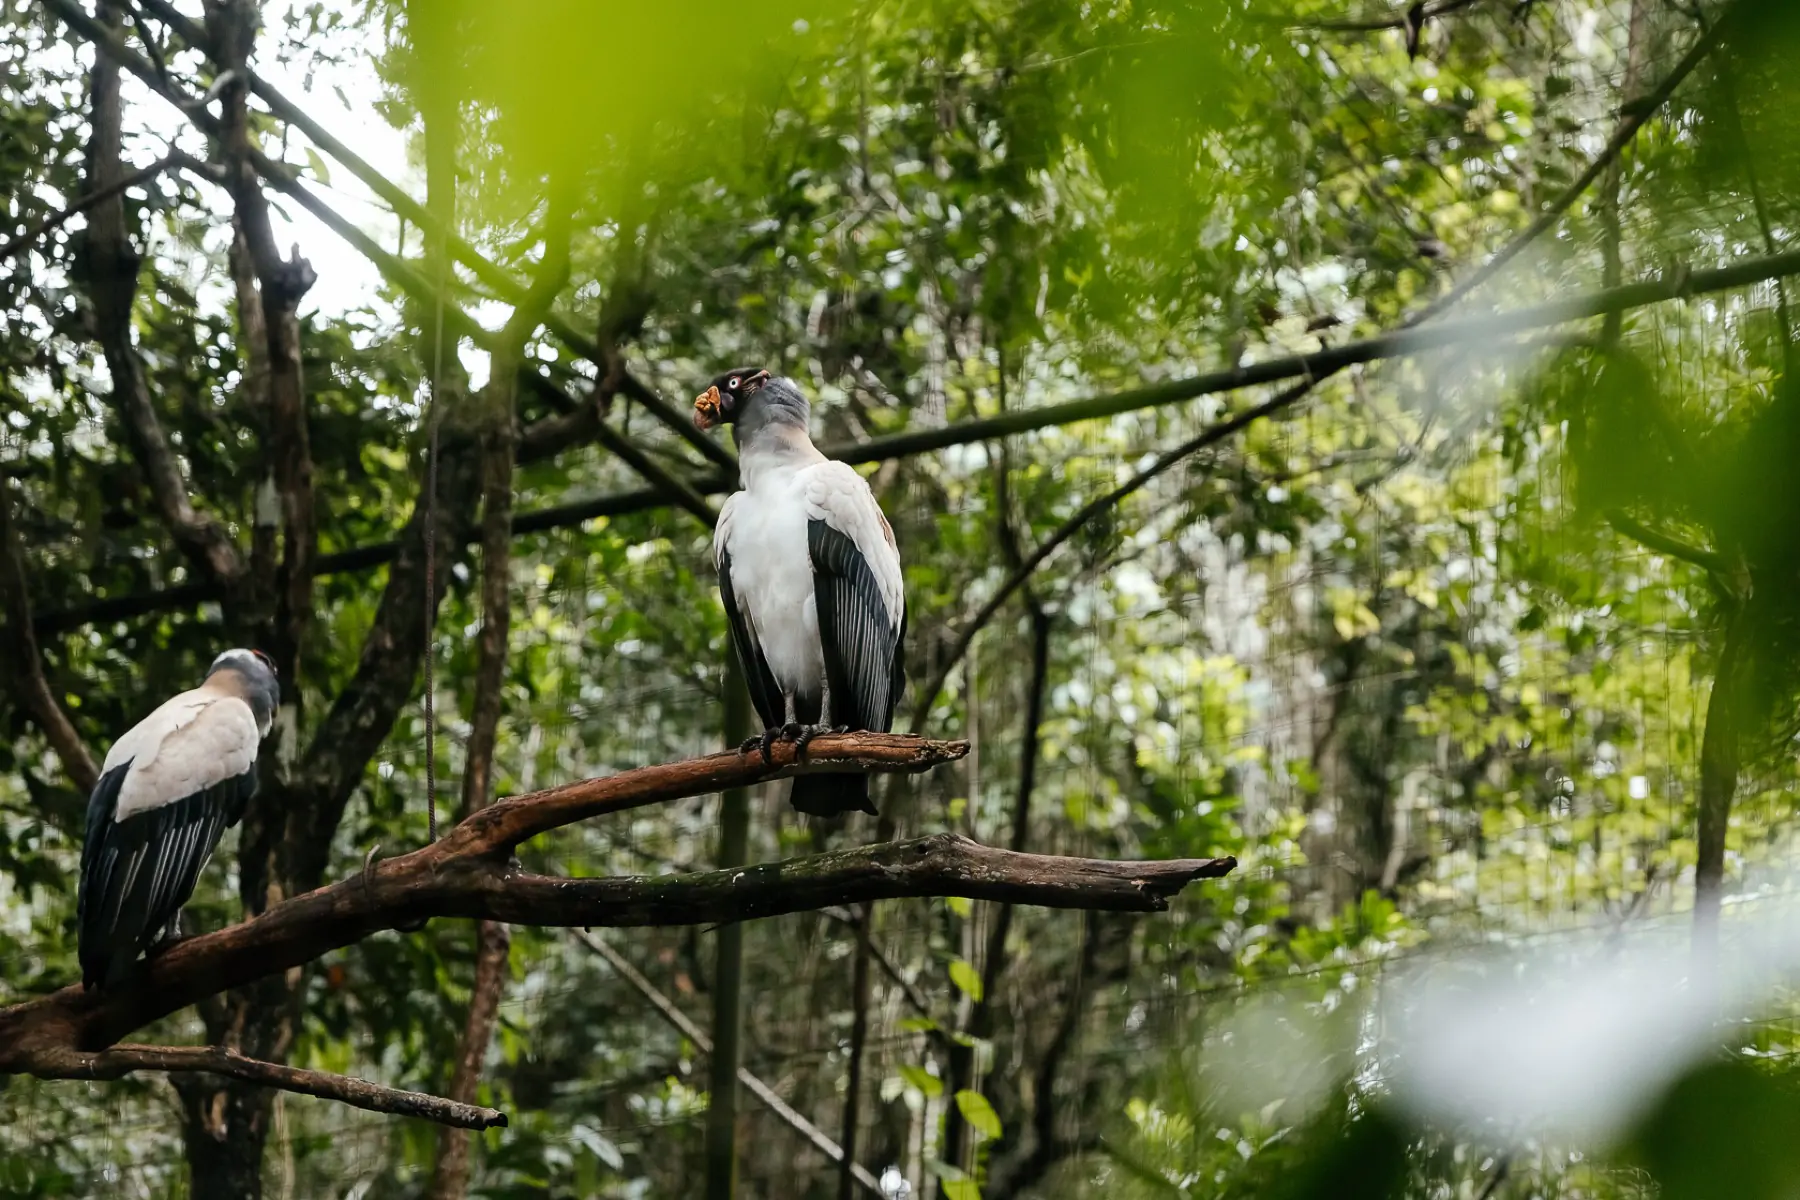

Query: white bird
[[695, 368, 906, 816], [78, 648, 279, 988]]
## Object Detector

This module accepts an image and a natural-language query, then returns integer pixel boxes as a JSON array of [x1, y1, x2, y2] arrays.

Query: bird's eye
[[728, 376, 741, 389]]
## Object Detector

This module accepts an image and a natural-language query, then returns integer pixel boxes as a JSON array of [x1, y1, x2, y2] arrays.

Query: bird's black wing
[[809, 519, 903, 734], [78, 765, 256, 989], [718, 546, 785, 730]]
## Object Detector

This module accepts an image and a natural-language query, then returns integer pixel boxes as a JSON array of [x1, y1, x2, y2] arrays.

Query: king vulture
[[78, 648, 278, 988], [695, 369, 906, 816]]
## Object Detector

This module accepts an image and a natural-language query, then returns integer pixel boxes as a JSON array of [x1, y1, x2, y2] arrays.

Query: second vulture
[[695, 369, 906, 816], [78, 648, 278, 989]]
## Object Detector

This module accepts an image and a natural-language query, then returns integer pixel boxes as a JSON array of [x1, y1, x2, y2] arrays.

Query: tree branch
[[0, 149, 212, 262], [518, 371, 719, 525], [252, 161, 719, 529], [49, 2, 721, 537], [0, 735, 1242, 1082], [0, 482, 99, 792], [910, 377, 1315, 731], [1409, 9, 1728, 324], [47, 1043, 504, 1130], [942, 606, 1052, 1172], [35, 240, 1800, 638], [427, 169, 568, 1200], [1606, 510, 1730, 576], [77, 0, 242, 587], [128, 0, 735, 473], [1274, 0, 1484, 35], [207, 0, 319, 679]]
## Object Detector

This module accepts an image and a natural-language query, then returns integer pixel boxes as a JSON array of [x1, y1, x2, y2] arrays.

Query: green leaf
[[948, 958, 983, 1002], [303, 146, 331, 185], [899, 1064, 943, 1098], [956, 1089, 1002, 1140], [946, 895, 973, 918], [899, 1016, 939, 1034], [941, 1180, 982, 1200]]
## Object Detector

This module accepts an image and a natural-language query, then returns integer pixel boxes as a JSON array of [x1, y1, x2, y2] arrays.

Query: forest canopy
[[4, 0, 1800, 1197]]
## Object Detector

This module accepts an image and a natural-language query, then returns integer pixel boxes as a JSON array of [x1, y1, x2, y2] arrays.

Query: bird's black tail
[[789, 772, 879, 817]]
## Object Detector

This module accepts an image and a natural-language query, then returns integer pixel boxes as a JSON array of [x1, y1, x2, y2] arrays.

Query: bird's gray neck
[[205, 667, 279, 735], [737, 417, 825, 490]]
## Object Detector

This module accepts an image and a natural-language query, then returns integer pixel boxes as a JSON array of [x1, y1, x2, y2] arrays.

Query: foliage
[[3, 0, 1800, 1196]]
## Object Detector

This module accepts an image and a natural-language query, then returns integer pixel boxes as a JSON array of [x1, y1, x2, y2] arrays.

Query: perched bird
[[78, 648, 279, 989], [695, 368, 905, 816]]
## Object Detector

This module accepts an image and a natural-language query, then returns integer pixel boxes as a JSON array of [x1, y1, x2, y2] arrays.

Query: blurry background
[[3, 0, 1800, 1196]]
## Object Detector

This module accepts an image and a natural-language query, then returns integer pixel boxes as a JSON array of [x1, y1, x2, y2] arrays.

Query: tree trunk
[[838, 906, 874, 1200], [1694, 607, 1746, 942], [705, 662, 753, 1197], [427, 309, 520, 1200]]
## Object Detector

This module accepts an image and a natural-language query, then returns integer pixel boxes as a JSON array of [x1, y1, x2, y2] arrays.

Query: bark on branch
[[0, 736, 1237, 1093], [46, 1043, 505, 1130]]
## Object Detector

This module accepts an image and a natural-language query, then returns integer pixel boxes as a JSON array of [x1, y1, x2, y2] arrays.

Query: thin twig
[[1605, 510, 1730, 577], [65, 1044, 505, 1130], [0, 150, 205, 261], [910, 377, 1315, 729], [575, 930, 887, 1199], [0, 484, 99, 792], [1409, 11, 1729, 325]]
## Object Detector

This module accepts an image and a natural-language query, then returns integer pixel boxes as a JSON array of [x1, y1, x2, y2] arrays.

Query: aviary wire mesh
[[7, 2, 1799, 1197]]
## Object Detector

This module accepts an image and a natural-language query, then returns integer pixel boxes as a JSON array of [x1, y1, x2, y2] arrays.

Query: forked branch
[[0, 735, 1234, 1125]]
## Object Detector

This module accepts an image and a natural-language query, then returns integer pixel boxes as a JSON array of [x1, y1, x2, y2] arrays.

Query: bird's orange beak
[[694, 385, 723, 430]]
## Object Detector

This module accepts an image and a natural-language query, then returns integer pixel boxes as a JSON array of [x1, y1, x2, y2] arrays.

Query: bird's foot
[[147, 930, 188, 958], [792, 723, 848, 758], [744, 724, 810, 765]]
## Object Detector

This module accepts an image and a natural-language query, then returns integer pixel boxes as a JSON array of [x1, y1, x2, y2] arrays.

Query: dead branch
[[52, 1043, 505, 1130], [0, 736, 1237, 1097], [0, 483, 99, 792]]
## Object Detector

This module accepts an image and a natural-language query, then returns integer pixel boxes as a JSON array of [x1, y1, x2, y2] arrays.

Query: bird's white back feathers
[[104, 684, 262, 819]]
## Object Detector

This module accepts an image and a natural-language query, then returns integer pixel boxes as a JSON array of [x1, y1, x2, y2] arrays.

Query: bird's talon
[[758, 728, 779, 766], [362, 844, 382, 891], [832, 724, 850, 735], [738, 735, 764, 755]]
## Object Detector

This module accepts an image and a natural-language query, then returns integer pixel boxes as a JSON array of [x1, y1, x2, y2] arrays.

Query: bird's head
[[207, 649, 281, 729], [693, 368, 771, 431]]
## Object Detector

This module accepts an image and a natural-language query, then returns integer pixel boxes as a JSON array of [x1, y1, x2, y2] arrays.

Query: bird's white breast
[[721, 472, 824, 697]]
